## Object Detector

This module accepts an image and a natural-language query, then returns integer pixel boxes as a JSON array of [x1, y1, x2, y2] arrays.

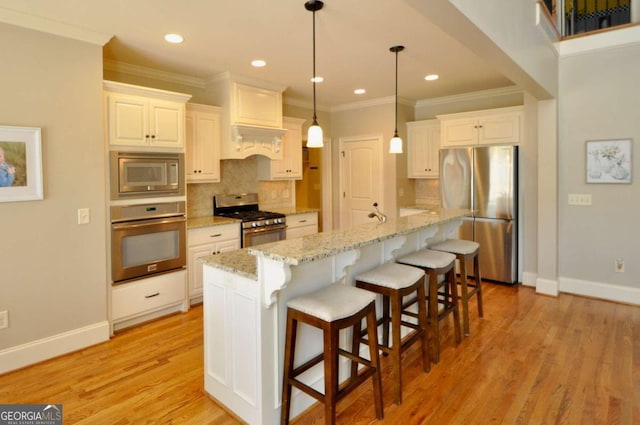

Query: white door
[[339, 135, 382, 229]]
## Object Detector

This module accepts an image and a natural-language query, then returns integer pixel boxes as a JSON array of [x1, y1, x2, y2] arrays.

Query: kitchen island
[[200, 208, 471, 424]]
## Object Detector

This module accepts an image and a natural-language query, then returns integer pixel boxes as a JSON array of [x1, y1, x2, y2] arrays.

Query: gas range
[[213, 193, 286, 247]]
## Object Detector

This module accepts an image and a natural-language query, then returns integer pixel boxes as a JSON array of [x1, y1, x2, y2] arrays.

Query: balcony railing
[[542, 0, 633, 36]]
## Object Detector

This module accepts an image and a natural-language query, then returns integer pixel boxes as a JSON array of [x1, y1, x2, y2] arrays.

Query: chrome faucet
[[368, 202, 387, 223]]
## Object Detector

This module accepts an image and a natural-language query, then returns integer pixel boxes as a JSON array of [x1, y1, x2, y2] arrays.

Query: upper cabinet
[[257, 117, 305, 180], [208, 73, 287, 160], [186, 103, 221, 183], [407, 119, 440, 179], [104, 81, 191, 150], [438, 106, 522, 148]]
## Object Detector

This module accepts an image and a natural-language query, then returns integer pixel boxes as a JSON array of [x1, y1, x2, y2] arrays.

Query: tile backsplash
[[187, 157, 294, 217], [415, 178, 440, 206]]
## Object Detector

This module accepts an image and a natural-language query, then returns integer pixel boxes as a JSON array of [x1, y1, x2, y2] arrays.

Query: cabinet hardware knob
[[145, 292, 160, 299], [210, 233, 222, 238], [151, 135, 156, 139]]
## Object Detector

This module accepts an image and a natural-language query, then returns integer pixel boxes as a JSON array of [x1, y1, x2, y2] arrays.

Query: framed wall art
[[586, 138, 632, 184], [0, 126, 43, 202]]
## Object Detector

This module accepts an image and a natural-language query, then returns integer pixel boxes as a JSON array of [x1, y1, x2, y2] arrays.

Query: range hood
[[208, 72, 288, 160]]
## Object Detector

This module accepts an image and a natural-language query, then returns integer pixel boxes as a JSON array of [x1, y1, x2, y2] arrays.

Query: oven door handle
[[244, 224, 287, 235], [112, 216, 186, 230]]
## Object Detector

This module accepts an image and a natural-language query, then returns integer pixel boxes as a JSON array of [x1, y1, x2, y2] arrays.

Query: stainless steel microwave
[[110, 151, 185, 199]]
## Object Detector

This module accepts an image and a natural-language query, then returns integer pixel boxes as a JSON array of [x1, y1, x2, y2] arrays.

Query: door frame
[[338, 134, 384, 230]]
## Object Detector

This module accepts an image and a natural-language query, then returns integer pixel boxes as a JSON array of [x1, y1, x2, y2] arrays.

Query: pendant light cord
[[312, 4, 318, 124], [394, 48, 398, 137]]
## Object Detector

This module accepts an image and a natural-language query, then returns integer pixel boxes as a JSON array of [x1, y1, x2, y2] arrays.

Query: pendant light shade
[[305, 0, 324, 148], [389, 45, 405, 154]]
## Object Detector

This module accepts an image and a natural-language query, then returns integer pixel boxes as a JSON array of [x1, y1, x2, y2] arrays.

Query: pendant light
[[389, 45, 405, 154], [305, 0, 324, 148]]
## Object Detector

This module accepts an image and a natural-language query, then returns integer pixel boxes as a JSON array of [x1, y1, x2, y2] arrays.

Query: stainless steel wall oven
[[111, 201, 186, 283]]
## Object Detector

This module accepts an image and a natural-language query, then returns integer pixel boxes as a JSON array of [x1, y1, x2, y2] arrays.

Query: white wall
[[557, 42, 640, 301], [0, 23, 108, 368]]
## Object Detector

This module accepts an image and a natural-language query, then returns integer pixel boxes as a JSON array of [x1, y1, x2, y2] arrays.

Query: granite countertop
[[248, 208, 471, 266], [187, 215, 240, 229], [198, 249, 258, 280]]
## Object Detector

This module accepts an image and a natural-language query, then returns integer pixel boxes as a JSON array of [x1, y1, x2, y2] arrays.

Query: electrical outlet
[[77, 208, 90, 224], [0, 310, 8, 330], [615, 258, 625, 273]]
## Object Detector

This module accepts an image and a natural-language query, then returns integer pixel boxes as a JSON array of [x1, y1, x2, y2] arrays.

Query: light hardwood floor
[[0, 284, 638, 424]]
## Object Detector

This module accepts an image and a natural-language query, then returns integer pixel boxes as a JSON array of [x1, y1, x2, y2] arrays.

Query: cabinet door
[[107, 94, 149, 147], [286, 212, 318, 239], [149, 100, 185, 148], [188, 243, 217, 299], [186, 107, 221, 183], [408, 120, 440, 178], [440, 117, 478, 147], [232, 83, 282, 128], [477, 112, 521, 145], [257, 117, 304, 180]]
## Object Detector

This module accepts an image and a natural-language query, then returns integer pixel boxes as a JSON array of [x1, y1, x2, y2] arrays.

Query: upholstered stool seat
[[430, 239, 483, 336], [397, 249, 461, 363], [355, 263, 430, 404], [281, 283, 384, 425]]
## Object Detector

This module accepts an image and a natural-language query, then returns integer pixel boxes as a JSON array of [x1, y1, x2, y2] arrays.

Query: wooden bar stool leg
[[416, 279, 430, 373], [280, 314, 297, 425], [350, 317, 362, 380], [448, 268, 462, 344], [381, 295, 390, 352], [390, 292, 403, 404], [427, 271, 441, 363], [474, 253, 484, 317], [458, 253, 471, 336], [366, 306, 384, 420], [323, 323, 339, 425]]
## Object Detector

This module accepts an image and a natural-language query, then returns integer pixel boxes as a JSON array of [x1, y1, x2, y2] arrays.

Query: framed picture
[[586, 138, 632, 184], [0, 126, 43, 202]]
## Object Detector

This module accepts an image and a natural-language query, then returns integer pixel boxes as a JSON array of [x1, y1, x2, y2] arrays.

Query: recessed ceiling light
[[311, 76, 324, 83], [164, 33, 184, 44], [251, 59, 266, 68], [425, 74, 439, 81], [354, 89, 366, 95]]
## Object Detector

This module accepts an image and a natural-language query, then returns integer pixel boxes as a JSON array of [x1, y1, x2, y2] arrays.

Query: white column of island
[[199, 208, 471, 425]]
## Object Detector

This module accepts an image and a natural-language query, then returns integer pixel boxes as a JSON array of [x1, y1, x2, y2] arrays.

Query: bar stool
[[430, 239, 483, 336], [354, 263, 430, 405], [280, 283, 384, 425], [397, 249, 461, 363]]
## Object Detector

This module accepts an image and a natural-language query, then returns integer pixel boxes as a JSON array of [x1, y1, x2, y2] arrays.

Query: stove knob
[[252, 222, 258, 228], [277, 218, 283, 224], [265, 220, 271, 226]]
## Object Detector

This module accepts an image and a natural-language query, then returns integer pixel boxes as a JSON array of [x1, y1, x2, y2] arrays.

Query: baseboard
[[559, 277, 640, 306], [521, 272, 537, 287], [0, 321, 110, 374], [536, 277, 559, 296]]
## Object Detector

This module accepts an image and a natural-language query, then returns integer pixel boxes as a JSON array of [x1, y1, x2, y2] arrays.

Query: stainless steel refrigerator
[[440, 146, 518, 284]]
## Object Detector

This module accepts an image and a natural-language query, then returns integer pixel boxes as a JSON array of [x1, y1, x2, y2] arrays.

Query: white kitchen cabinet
[[286, 212, 318, 239], [104, 81, 190, 149], [187, 223, 241, 302], [407, 119, 440, 178], [186, 104, 221, 183], [439, 106, 522, 147], [257, 117, 305, 180], [231, 82, 283, 128]]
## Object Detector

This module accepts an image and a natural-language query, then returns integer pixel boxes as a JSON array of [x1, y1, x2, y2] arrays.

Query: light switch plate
[[77, 208, 90, 224], [568, 194, 592, 206]]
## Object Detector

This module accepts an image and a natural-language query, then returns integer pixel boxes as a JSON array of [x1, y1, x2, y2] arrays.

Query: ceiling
[[0, 0, 514, 108]]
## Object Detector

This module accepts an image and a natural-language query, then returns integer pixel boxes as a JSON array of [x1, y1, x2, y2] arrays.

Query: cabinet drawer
[[188, 223, 240, 246], [112, 270, 186, 320], [287, 212, 318, 228]]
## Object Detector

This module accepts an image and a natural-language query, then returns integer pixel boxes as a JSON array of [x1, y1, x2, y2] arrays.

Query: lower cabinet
[[286, 212, 318, 239], [111, 269, 188, 332], [188, 223, 241, 303]]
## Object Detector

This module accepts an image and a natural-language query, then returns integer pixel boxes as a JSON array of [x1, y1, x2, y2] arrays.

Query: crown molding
[[103, 60, 208, 89], [415, 85, 523, 109], [329, 95, 414, 112], [206, 71, 288, 93], [0, 6, 111, 45]]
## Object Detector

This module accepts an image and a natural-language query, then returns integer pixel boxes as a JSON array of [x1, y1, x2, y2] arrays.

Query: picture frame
[[0, 126, 43, 202], [585, 138, 632, 184]]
